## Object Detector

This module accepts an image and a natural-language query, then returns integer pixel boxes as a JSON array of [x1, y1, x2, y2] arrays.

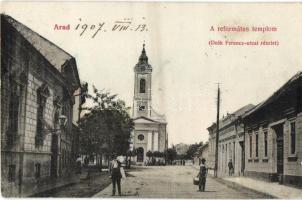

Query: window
[[35, 163, 41, 178], [8, 165, 16, 182], [249, 135, 252, 158], [226, 143, 228, 154], [35, 83, 50, 146], [290, 122, 296, 155], [7, 80, 20, 146], [138, 134, 144, 141], [264, 131, 268, 157], [139, 79, 146, 93], [255, 133, 259, 157]]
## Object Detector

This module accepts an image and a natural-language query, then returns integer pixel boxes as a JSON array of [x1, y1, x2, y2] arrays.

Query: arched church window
[[140, 79, 146, 93]]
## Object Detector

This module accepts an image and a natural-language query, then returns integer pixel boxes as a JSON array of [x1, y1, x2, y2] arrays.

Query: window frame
[[263, 130, 268, 158], [255, 132, 259, 158], [249, 134, 253, 158], [8, 164, 16, 182], [139, 79, 146, 93], [289, 121, 297, 156]]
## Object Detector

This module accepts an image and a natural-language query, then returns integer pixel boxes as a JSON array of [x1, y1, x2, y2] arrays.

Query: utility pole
[[214, 84, 220, 178]]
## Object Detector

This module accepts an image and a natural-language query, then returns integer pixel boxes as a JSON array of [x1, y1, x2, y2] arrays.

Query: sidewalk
[[192, 165, 302, 199], [221, 176, 302, 199]]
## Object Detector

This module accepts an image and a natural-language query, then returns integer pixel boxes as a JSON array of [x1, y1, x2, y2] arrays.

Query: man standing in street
[[109, 154, 122, 196], [199, 158, 207, 192]]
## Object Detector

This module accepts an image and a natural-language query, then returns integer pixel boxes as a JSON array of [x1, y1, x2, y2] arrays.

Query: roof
[[243, 71, 302, 119], [133, 116, 164, 124], [208, 104, 254, 131], [2, 14, 80, 87]]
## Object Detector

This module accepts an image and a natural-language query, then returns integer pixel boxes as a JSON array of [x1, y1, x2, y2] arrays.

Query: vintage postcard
[[1, 1, 302, 198]]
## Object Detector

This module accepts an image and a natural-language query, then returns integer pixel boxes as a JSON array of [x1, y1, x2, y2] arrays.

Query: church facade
[[131, 44, 168, 164]]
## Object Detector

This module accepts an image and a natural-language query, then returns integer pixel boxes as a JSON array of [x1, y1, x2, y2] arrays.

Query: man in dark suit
[[199, 158, 207, 192], [109, 154, 122, 196]]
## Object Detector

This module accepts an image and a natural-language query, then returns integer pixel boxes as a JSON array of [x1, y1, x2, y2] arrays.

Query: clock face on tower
[[139, 105, 145, 111]]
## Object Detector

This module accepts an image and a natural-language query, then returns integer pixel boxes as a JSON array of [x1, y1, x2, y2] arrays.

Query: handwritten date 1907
[[75, 18, 148, 38]]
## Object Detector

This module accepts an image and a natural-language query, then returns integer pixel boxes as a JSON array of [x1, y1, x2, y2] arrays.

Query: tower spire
[[139, 42, 148, 64]]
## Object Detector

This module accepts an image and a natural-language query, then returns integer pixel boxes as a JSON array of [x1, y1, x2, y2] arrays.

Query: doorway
[[239, 141, 244, 175], [137, 147, 144, 162], [273, 123, 284, 182]]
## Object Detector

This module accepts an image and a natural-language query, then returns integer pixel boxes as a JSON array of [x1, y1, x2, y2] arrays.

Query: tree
[[165, 148, 177, 165], [184, 142, 203, 160], [79, 84, 134, 169], [146, 150, 153, 162]]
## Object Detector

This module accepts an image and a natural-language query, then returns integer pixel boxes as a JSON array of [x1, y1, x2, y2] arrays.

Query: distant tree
[[184, 142, 203, 160], [153, 151, 161, 158], [165, 148, 177, 165]]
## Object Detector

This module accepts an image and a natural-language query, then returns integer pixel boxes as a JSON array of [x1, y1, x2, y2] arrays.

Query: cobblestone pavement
[[94, 165, 271, 198]]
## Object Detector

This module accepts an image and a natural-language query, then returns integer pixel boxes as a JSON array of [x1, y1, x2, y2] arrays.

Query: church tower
[[133, 44, 152, 118], [131, 43, 168, 164]]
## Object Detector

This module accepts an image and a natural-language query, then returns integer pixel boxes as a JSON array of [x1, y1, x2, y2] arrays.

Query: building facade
[[131, 44, 168, 164], [1, 15, 81, 197], [208, 104, 254, 177], [243, 72, 302, 187], [194, 143, 209, 166]]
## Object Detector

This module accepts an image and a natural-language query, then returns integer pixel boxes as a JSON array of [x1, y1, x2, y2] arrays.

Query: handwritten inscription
[[75, 18, 148, 38], [53, 17, 148, 38]]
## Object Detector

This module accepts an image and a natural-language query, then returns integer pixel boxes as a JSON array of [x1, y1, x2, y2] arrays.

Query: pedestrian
[[76, 155, 82, 174], [198, 158, 207, 192], [109, 154, 122, 196], [228, 159, 234, 176]]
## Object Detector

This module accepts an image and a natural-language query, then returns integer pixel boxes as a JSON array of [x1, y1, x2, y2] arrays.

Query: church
[[131, 44, 168, 164]]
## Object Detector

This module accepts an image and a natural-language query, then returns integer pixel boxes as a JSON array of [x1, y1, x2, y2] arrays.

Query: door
[[273, 124, 284, 181], [239, 141, 245, 175], [51, 133, 58, 178], [137, 147, 144, 162]]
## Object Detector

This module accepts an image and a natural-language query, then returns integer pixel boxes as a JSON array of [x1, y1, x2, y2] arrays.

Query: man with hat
[[109, 153, 122, 196], [198, 158, 207, 192]]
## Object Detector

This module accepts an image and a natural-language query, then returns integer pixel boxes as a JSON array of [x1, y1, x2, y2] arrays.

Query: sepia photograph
[[1, 2, 302, 198]]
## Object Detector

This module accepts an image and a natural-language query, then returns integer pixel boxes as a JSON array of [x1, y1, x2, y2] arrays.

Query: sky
[[2, 2, 302, 146]]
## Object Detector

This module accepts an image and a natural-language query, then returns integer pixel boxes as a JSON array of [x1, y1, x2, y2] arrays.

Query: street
[[94, 166, 271, 198]]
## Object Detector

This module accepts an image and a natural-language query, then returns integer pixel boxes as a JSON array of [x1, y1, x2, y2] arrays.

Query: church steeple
[[139, 43, 148, 64], [135, 43, 152, 72]]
